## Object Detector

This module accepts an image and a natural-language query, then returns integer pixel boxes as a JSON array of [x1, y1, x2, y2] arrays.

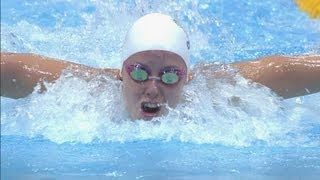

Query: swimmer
[[1, 13, 320, 120]]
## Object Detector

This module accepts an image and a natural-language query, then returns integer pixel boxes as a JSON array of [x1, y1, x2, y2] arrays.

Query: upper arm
[[1, 52, 72, 98], [231, 55, 320, 98], [1, 52, 119, 99]]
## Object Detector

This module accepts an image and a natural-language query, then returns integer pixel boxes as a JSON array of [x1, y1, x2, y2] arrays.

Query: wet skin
[[121, 50, 188, 120]]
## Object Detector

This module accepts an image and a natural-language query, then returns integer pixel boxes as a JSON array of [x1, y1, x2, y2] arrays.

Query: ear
[[187, 71, 194, 82], [118, 69, 123, 81], [119, 73, 123, 81]]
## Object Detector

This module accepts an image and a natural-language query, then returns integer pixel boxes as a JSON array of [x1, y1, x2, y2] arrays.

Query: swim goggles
[[125, 63, 186, 85]]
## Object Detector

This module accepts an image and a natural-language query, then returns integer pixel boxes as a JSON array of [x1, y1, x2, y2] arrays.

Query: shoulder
[[188, 62, 236, 82]]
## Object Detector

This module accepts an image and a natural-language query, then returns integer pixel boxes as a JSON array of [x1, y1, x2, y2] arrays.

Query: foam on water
[[1, 0, 320, 148], [1, 65, 319, 147]]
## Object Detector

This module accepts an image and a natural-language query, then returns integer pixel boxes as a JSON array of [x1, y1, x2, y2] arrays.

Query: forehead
[[125, 50, 187, 68]]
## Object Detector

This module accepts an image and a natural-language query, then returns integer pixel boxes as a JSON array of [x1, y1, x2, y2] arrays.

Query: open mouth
[[141, 102, 161, 115]]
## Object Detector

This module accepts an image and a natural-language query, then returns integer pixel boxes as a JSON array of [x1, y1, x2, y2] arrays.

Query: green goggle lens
[[129, 67, 180, 84], [161, 73, 179, 84], [130, 69, 148, 81]]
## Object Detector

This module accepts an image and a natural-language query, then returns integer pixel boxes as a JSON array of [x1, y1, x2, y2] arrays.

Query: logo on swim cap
[[173, 18, 190, 50], [121, 13, 190, 69]]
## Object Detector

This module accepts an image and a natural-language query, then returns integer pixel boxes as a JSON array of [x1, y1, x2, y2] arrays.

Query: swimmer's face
[[121, 50, 188, 120]]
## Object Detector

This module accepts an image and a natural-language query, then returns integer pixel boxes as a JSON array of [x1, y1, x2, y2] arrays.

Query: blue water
[[1, 0, 320, 179]]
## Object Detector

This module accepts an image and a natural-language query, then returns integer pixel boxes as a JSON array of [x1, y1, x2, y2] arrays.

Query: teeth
[[144, 103, 159, 108]]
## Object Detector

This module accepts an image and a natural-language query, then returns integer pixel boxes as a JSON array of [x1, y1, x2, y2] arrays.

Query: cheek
[[163, 85, 184, 106], [123, 80, 142, 103]]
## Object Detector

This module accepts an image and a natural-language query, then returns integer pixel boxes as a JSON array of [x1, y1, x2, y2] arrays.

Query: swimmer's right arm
[[1, 52, 120, 99]]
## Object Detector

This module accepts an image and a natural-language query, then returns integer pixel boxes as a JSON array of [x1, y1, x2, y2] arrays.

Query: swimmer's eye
[[130, 68, 148, 81], [161, 72, 179, 84], [126, 63, 150, 82], [159, 68, 185, 85]]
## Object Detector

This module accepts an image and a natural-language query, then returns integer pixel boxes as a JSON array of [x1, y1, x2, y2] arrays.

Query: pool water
[[1, 0, 320, 179]]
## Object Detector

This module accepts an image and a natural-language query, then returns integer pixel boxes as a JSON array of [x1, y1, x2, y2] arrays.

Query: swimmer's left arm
[[231, 55, 320, 99]]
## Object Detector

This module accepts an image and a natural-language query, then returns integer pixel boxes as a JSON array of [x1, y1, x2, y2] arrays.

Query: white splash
[[1, 67, 319, 147], [1, 0, 319, 147]]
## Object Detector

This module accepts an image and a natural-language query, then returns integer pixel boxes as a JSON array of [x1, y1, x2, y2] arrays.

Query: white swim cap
[[121, 13, 190, 69]]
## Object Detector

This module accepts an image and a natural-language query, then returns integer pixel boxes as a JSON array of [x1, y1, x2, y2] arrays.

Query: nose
[[145, 79, 160, 99]]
